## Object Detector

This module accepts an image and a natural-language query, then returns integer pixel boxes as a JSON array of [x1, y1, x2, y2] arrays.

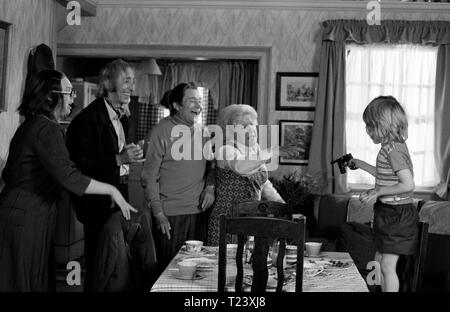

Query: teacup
[[305, 242, 322, 257], [286, 245, 297, 257], [185, 240, 203, 253], [178, 260, 197, 279]]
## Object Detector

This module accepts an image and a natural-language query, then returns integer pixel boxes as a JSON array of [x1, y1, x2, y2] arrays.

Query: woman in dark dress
[[0, 70, 137, 291]]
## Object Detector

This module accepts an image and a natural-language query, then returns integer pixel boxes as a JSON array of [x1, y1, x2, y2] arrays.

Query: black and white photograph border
[[275, 72, 319, 111], [278, 119, 313, 165]]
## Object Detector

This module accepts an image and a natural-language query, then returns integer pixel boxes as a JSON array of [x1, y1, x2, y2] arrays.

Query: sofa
[[308, 194, 450, 292]]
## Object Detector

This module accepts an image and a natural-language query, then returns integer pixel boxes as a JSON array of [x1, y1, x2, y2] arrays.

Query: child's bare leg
[[380, 253, 400, 292], [374, 251, 383, 289]]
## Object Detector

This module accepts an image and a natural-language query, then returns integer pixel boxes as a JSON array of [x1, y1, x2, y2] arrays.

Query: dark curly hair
[[18, 69, 64, 119], [160, 82, 199, 116]]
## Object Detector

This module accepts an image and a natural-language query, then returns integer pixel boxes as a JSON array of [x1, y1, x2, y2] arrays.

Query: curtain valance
[[322, 20, 450, 45]]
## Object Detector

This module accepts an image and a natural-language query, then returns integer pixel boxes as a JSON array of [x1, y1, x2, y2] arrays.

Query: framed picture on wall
[[275, 72, 318, 111], [0, 20, 11, 112], [279, 120, 313, 165]]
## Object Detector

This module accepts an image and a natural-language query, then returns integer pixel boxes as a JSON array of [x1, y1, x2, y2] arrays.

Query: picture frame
[[279, 120, 314, 165], [275, 72, 319, 111], [0, 20, 11, 112]]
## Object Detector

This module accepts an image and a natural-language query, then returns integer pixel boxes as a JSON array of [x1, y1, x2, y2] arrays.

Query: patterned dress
[[207, 167, 268, 246]]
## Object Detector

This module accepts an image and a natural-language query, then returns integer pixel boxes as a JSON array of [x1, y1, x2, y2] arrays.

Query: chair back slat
[[233, 200, 292, 220], [252, 236, 270, 292], [276, 239, 286, 292], [235, 235, 246, 292]]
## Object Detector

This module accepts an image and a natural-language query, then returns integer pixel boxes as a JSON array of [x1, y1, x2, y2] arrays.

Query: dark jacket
[[66, 97, 129, 225], [91, 210, 157, 292]]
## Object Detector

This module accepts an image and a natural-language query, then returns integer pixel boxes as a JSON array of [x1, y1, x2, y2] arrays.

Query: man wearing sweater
[[141, 82, 215, 272]]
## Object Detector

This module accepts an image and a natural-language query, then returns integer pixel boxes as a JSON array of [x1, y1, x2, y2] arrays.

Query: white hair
[[217, 104, 257, 132]]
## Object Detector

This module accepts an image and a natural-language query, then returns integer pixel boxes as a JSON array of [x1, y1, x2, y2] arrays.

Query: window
[[345, 44, 439, 189]]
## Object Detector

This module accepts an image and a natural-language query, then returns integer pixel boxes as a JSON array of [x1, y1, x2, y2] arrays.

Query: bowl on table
[[305, 242, 322, 257], [177, 260, 198, 279]]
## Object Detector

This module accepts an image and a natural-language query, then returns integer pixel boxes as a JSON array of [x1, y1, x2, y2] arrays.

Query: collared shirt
[[104, 99, 129, 177]]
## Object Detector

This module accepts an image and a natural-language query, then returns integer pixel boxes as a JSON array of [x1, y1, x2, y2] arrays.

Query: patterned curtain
[[136, 99, 167, 141]]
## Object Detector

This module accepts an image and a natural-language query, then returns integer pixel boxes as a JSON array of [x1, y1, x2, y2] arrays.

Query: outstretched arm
[[85, 180, 137, 220], [349, 158, 377, 177]]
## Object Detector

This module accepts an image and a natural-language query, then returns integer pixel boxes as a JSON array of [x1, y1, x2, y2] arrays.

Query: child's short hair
[[363, 95, 408, 143]]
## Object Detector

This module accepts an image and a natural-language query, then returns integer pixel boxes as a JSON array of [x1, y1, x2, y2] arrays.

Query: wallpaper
[[0, 0, 55, 185], [57, 4, 450, 178]]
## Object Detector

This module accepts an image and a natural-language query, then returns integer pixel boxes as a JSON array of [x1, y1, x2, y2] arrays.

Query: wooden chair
[[218, 215, 306, 292], [411, 221, 429, 292], [232, 200, 292, 220]]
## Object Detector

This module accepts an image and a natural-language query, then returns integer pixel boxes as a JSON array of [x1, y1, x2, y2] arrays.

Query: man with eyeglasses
[[66, 59, 155, 292]]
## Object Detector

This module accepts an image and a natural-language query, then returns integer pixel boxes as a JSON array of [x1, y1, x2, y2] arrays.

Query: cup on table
[[185, 240, 203, 253], [227, 243, 238, 258], [286, 245, 297, 257], [285, 245, 297, 265], [178, 260, 198, 279], [305, 242, 322, 257]]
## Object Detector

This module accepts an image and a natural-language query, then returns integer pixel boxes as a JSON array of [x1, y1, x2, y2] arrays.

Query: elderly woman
[[0, 70, 136, 291], [206, 104, 300, 245]]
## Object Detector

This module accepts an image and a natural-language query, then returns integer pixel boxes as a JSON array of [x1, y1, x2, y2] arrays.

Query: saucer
[[183, 257, 217, 270], [306, 253, 323, 258], [180, 246, 215, 257], [304, 266, 324, 277], [173, 272, 204, 280], [243, 274, 287, 289]]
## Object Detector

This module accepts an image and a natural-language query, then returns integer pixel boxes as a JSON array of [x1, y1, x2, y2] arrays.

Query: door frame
[[57, 43, 271, 123]]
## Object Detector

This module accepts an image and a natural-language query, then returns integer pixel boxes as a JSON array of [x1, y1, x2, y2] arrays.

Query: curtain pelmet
[[322, 20, 450, 45]]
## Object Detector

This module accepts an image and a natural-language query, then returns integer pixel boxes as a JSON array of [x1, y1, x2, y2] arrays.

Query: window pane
[[345, 44, 439, 188]]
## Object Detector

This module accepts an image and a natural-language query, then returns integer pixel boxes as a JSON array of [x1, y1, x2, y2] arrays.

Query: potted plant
[[270, 170, 324, 236]]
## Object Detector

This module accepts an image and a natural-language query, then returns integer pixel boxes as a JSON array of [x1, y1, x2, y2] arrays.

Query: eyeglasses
[[52, 89, 77, 98]]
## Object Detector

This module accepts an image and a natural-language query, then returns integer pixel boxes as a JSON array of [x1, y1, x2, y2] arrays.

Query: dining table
[[150, 246, 369, 292]]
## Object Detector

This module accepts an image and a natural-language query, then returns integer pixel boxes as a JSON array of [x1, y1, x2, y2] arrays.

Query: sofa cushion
[[336, 222, 376, 271], [347, 196, 373, 224], [313, 194, 349, 240], [419, 200, 450, 235]]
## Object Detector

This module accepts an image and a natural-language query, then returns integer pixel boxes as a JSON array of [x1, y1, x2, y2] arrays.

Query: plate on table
[[172, 271, 205, 280], [243, 271, 295, 289], [243, 275, 280, 289], [305, 253, 325, 258], [181, 257, 218, 271], [180, 246, 216, 257], [306, 258, 353, 269], [325, 259, 353, 269], [303, 262, 324, 277]]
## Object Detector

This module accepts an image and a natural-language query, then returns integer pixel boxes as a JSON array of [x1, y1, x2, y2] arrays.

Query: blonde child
[[349, 96, 418, 292]]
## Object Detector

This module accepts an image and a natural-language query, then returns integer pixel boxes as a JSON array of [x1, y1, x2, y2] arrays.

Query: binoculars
[[331, 153, 355, 174]]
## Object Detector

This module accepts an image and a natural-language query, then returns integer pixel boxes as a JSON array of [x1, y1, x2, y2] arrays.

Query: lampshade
[[137, 58, 162, 75]]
